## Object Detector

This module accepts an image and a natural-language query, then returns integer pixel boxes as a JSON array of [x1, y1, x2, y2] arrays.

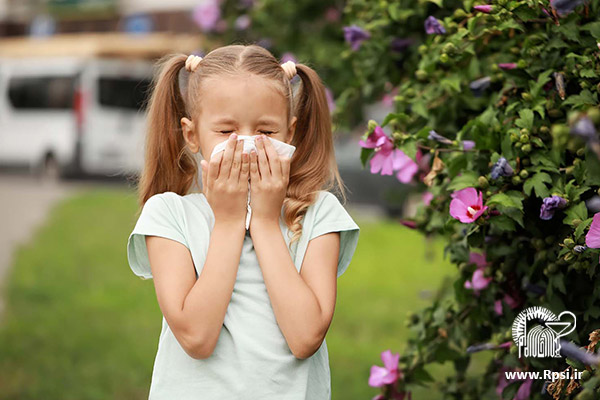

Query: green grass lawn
[[0, 187, 466, 399]]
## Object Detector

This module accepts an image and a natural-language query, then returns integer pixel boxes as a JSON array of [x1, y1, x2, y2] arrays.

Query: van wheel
[[39, 154, 61, 183]]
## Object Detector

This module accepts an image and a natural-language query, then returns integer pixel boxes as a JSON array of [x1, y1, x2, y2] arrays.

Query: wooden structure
[[0, 32, 219, 59]]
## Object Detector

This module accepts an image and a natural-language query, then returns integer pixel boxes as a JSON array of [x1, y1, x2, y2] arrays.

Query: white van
[[0, 56, 153, 179]]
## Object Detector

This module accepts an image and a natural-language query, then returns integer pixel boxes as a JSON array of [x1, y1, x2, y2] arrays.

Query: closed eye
[[219, 130, 275, 134]]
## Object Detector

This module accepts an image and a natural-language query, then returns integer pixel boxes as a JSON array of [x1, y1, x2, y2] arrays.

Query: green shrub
[[346, 0, 600, 398]]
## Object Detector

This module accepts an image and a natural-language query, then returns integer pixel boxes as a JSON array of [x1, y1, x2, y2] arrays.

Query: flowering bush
[[345, 0, 600, 398]]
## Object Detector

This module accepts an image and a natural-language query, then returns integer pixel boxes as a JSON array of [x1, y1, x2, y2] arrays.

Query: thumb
[[200, 160, 208, 192]]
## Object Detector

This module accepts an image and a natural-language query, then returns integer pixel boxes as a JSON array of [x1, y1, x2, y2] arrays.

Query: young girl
[[127, 44, 360, 399]]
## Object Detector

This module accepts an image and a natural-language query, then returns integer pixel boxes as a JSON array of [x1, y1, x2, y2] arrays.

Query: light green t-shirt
[[127, 190, 360, 400]]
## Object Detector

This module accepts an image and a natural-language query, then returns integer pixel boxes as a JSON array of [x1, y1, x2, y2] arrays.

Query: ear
[[287, 116, 297, 144], [180, 117, 199, 153]]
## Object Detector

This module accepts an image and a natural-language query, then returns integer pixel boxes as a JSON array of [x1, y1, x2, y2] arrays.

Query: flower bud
[[478, 176, 489, 189], [367, 119, 378, 133], [588, 108, 600, 125], [519, 170, 529, 179]]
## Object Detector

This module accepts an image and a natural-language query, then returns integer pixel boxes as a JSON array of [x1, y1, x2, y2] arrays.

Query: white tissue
[[208, 135, 296, 230]]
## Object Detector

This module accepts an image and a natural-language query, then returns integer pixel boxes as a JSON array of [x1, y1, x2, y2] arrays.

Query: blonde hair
[[135, 44, 347, 248]]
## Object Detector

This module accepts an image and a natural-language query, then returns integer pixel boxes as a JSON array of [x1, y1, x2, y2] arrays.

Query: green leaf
[[490, 215, 516, 232], [399, 138, 417, 161], [411, 365, 435, 383], [487, 191, 524, 210], [360, 148, 374, 168], [381, 113, 399, 128], [582, 21, 600, 39], [562, 89, 598, 108], [487, 191, 525, 227], [563, 201, 588, 225], [585, 147, 600, 186], [515, 109, 534, 130], [530, 69, 554, 98], [441, 75, 461, 94], [447, 171, 480, 191], [523, 172, 552, 198], [574, 217, 593, 239]]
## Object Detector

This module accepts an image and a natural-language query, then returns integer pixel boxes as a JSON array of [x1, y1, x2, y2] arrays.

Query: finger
[[249, 150, 260, 182], [280, 156, 291, 184], [200, 159, 208, 192], [230, 138, 243, 180], [239, 152, 250, 184], [262, 136, 281, 180], [256, 136, 271, 177], [208, 151, 223, 186], [218, 134, 238, 180]]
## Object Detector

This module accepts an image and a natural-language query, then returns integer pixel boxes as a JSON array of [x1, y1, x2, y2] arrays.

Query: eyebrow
[[213, 117, 280, 125]]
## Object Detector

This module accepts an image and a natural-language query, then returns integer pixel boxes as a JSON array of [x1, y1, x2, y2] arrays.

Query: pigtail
[[284, 64, 348, 248], [137, 53, 200, 206]]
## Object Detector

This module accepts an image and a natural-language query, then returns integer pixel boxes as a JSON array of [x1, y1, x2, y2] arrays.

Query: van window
[[8, 76, 76, 109], [97, 77, 151, 111]]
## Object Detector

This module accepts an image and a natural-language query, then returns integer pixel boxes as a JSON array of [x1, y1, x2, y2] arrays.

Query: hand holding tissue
[[209, 135, 296, 230]]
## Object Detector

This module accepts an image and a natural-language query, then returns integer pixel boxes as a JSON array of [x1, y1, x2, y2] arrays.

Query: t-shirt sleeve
[[126, 192, 189, 280], [308, 191, 360, 279]]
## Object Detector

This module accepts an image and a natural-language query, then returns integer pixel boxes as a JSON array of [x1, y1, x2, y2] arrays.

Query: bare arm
[[250, 218, 340, 359], [146, 134, 250, 360], [146, 219, 246, 359]]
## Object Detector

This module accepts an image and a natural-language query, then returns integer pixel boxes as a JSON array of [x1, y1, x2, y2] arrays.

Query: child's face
[[181, 73, 297, 160]]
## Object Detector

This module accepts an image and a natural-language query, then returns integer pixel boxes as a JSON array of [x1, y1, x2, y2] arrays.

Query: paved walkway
[[0, 173, 77, 322]]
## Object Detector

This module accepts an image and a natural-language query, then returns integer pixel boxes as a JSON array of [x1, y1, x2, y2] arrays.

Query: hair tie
[[280, 60, 297, 80], [185, 55, 203, 72]]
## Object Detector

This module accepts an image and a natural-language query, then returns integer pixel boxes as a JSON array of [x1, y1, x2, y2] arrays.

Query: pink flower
[[382, 87, 399, 108], [465, 251, 491, 292], [586, 213, 600, 264], [474, 4, 493, 13], [360, 125, 388, 149], [360, 126, 419, 182], [449, 187, 488, 223], [494, 299, 503, 315], [325, 87, 336, 114], [585, 212, 600, 248], [498, 63, 517, 70], [422, 191, 434, 206], [399, 220, 417, 229], [394, 151, 419, 183], [324, 6, 341, 22], [469, 251, 488, 268], [494, 294, 519, 315], [465, 267, 492, 291], [369, 350, 402, 387], [234, 14, 251, 30], [192, 0, 222, 32], [496, 366, 533, 400]]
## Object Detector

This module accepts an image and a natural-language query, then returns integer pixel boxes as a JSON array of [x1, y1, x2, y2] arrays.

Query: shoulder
[[311, 190, 346, 214], [140, 191, 186, 219], [144, 191, 181, 207]]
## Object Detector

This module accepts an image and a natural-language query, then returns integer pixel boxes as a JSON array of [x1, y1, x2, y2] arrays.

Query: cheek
[[200, 138, 228, 160]]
